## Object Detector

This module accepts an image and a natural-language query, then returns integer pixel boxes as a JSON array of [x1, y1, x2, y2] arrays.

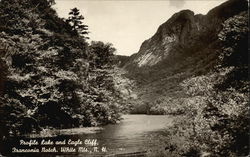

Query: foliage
[[81, 41, 122, 125], [0, 0, 122, 140], [66, 7, 89, 38], [218, 11, 248, 67], [216, 11, 249, 92], [162, 11, 249, 157], [89, 41, 116, 69]]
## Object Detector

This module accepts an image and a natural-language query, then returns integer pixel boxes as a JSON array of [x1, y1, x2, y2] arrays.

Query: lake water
[[1, 114, 173, 156], [83, 114, 173, 154]]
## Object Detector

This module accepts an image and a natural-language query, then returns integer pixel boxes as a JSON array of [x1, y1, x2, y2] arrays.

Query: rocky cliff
[[122, 0, 248, 114], [124, 0, 247, 69]]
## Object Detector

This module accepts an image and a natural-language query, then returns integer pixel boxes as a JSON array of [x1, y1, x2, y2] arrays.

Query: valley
[[0, 0, 248, 156]]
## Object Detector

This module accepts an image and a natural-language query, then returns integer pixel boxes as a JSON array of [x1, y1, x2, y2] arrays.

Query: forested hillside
[[122, 0, 249, 156], [0, 0, 124, 140], [0, 0, 248, 156], [123, 0, 248, 115]]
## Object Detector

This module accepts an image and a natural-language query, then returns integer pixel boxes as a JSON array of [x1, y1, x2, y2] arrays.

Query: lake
[[1, 114, 173, 156]]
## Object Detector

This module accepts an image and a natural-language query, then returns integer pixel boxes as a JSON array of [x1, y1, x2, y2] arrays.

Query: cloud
[[169, 0, 186, 8]]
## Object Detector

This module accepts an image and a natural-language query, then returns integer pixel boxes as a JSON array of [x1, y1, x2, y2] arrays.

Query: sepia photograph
[[0, 0, 249, 156]]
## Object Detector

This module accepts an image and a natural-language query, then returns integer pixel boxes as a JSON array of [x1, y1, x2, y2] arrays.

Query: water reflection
[[75, 115, 173, 154], [2, 115, 173, 156]]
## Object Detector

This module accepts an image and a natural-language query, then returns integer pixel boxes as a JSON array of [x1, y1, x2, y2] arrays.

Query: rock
[[124, 0, 248, 69], [121, 0, 248, 111]]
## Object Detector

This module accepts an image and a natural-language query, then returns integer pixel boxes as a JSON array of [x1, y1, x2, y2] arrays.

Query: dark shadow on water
[[0, 115, 173, 157]]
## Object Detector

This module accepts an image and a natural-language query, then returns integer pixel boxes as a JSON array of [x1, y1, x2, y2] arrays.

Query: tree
[[47, 0, 55, 6], [163, 12, 249, 157], [89, 41, 116, 69], [0, 0, 89, 132], [0, 0, 122, 140], [66, 7, 88, 38], [218, 11, 248, 67], [216, 11, 248, 92]]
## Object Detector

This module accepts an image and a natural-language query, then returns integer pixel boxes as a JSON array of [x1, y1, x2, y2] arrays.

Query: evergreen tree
[[66, 7, 89, 38], [0, 0, 121, 138]]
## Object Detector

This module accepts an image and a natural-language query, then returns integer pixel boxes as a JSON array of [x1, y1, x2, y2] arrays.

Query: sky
[[54, 0, 226, 56]]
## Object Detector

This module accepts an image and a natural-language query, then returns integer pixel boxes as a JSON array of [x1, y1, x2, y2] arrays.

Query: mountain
[[121, 1, 249, 154], [122, 0, 248, 114], [114, 55, 130, 67], [124, 0, 247, 69]]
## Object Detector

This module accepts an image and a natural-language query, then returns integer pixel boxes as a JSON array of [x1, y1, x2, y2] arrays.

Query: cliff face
[[124, 0, 247, 69], [127, 10, 200, 67], [122, 0, 248, 113]]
